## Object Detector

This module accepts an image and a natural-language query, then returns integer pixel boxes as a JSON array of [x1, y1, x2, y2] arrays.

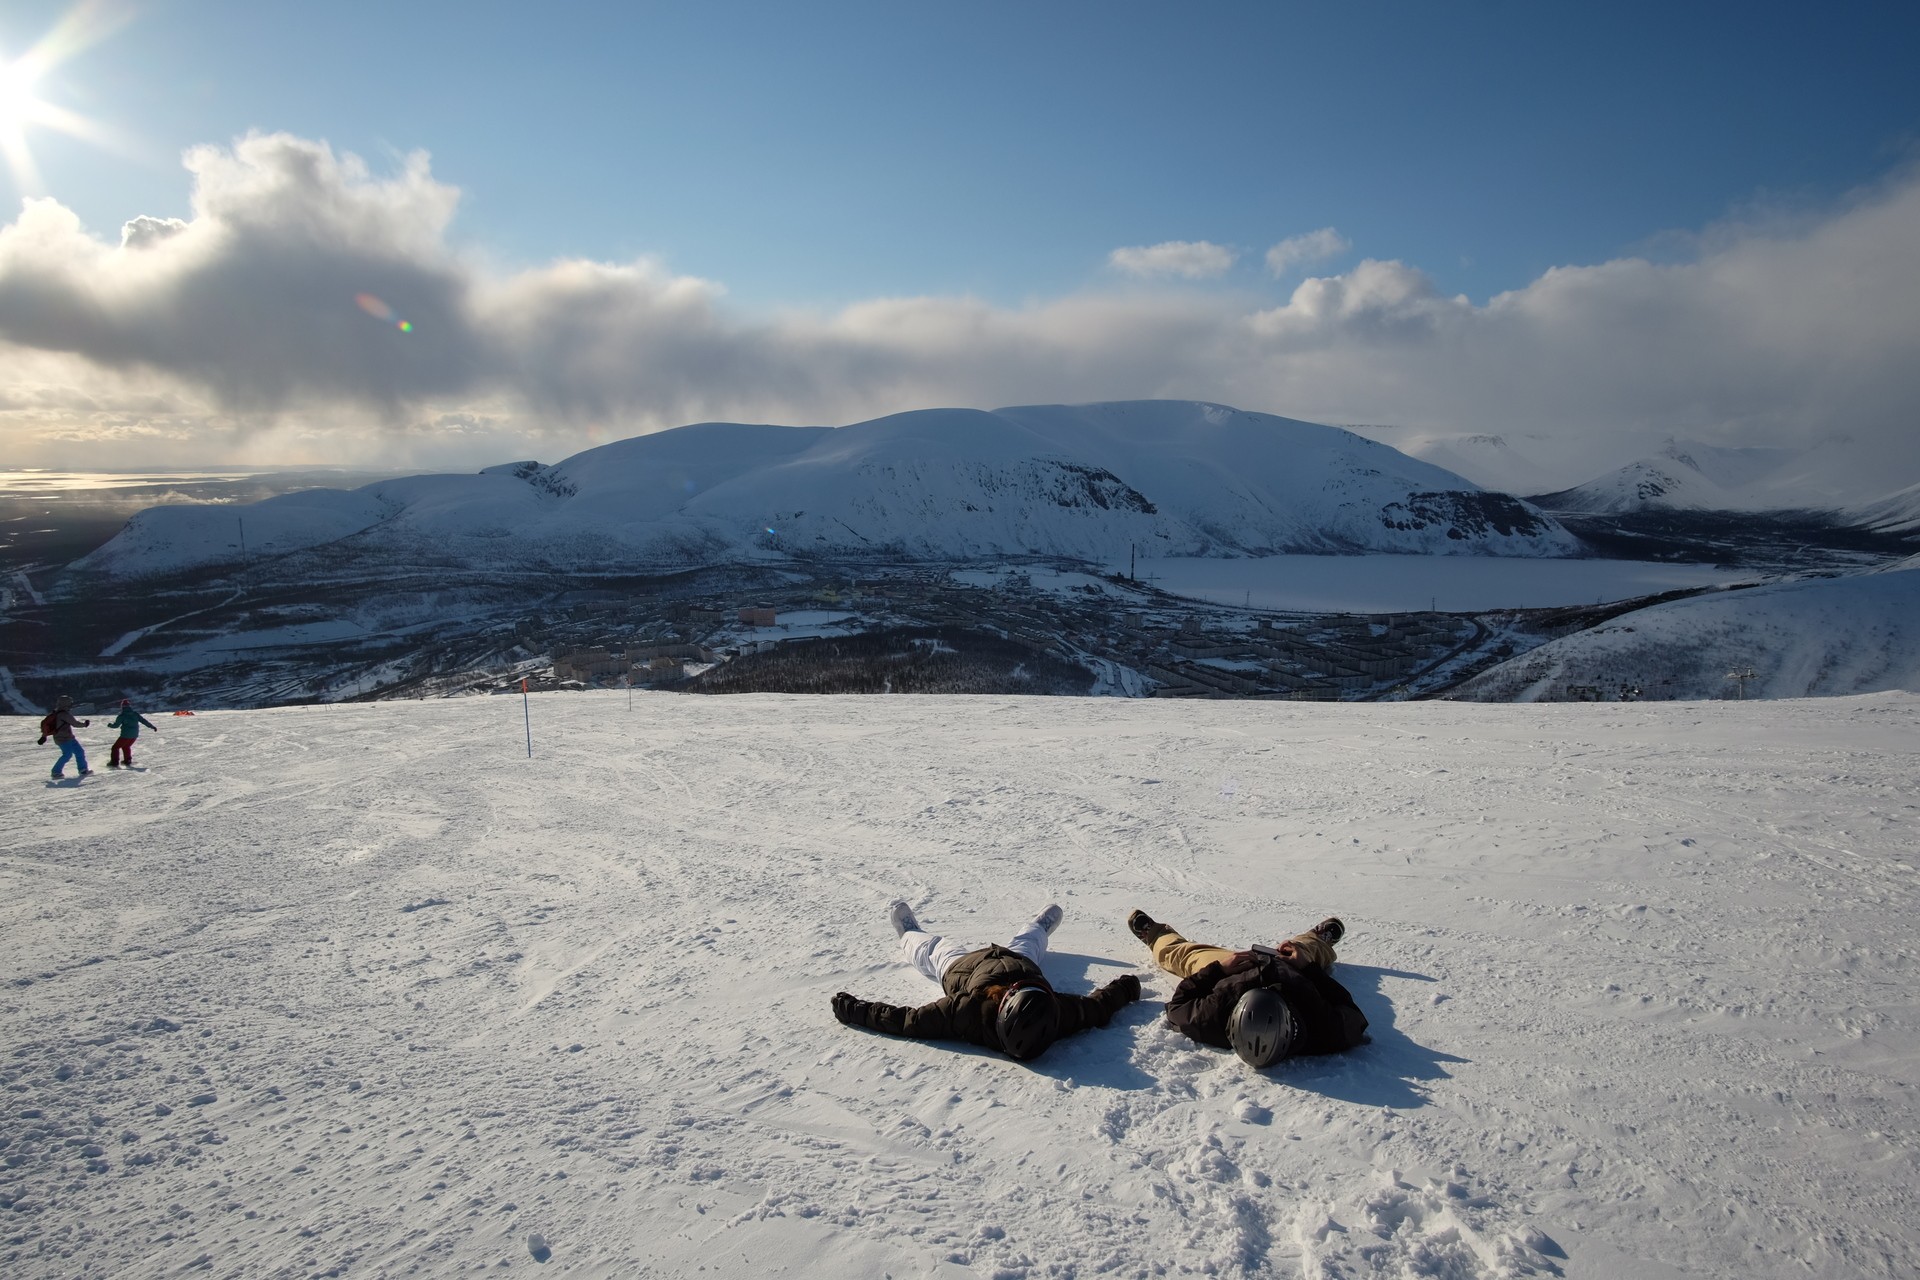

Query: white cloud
[[1, 133, 1917, 501], [1265, 227, 1350, 275], [1107, 240, 1237, 279], [119, 215, 187, 249]]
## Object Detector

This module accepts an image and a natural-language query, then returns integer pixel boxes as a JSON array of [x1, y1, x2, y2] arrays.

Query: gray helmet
[[995, 985, 1059, 1061], [55, 695, 73, 709], [1227, 989, 1296, 1068]]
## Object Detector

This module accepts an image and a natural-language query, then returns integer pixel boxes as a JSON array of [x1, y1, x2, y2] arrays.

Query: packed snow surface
[[1104, 555, 1756, 614], [4, 692, 1917, 1278]]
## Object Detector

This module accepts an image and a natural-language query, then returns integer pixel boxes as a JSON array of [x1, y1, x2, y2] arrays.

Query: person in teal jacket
[[105, 699, 158, 768]]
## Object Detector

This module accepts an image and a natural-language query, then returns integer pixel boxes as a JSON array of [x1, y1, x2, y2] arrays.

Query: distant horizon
[[0, 2, 1916, 495]]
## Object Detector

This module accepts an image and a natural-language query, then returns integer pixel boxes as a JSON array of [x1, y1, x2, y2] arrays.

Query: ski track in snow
[[2, 693, 1916, 1278]]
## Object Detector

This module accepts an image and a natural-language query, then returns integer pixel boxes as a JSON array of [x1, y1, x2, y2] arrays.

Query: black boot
[[1127, 909, 1171, 946]]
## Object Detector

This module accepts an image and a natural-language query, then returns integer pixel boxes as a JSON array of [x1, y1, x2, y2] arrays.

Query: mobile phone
[[1250, 943, 1281, 958]]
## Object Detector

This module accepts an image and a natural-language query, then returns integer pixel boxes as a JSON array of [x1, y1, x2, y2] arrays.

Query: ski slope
[[3, 692, 1916, 1278]]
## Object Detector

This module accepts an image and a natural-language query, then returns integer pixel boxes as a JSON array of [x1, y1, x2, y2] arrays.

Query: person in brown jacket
[[1128, 909, 1367, 1068], [831, 901, 1141, 1061], [37, 695, 92, 779]]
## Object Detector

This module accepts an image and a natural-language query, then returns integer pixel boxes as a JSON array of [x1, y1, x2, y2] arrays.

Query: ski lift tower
[[1726, 666, 1757, 700]]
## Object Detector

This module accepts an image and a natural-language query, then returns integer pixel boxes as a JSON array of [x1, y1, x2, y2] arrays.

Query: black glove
[[36, 736, 46, 745], [1098, 973, 1142, 1011], [831, 992, 866, 1026]]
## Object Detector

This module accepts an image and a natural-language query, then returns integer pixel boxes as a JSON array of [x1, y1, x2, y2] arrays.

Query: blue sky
[[7, 0, 1917, 306], [0, 0, 1917, 489]]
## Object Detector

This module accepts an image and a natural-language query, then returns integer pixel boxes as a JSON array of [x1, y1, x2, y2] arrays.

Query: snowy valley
[[7, 400, 1916, 717]]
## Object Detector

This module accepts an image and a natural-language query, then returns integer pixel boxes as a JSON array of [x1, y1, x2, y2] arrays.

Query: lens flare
[[355, 292, 414, 332]]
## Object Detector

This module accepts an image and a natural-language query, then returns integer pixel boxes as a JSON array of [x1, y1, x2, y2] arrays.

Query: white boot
[[889, 900, 921, 937], [1034, 903, 1063, 935]]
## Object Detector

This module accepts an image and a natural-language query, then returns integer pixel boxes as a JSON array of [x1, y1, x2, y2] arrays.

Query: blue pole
[[522, 677, 532, 757]]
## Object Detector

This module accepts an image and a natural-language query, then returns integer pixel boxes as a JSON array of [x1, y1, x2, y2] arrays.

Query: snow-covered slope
[[1532, 457, 1737, 514], [74, 402, 1580, 578], [4, 692, 1916, 1278], [78, 488, 395, 571], [1848, 479, 1920, 535], [1530, 439, 1813, 513], [1356, 430, 1566, 498], [1451, 556, 1920, 701]]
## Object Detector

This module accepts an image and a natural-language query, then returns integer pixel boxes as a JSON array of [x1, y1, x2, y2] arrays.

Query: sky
[[0, 0, 1917, 496]]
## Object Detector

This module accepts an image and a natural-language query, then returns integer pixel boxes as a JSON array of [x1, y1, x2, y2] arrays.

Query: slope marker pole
[[522, 677, 533, 756]]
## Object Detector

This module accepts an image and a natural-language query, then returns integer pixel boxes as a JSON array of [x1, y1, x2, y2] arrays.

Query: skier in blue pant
[[37, 695, 92, 779]]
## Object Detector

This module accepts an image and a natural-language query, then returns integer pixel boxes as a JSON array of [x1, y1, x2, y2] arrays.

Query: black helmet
[[995, 984, 1059, 1061], [1227, 989, 1296, 1068], [56, 694, 73, 709]]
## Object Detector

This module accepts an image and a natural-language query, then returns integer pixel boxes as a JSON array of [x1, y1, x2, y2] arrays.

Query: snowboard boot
[[1034, 903, 1064, 935], [106, 762, 120, 769], [1127, 909, 1172, 946], [889, 900, 921, 938], [1312, 917, 1345, 947]]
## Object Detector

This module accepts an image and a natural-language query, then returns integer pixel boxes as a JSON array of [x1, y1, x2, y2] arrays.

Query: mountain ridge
[[74, 400, 1582, 578]]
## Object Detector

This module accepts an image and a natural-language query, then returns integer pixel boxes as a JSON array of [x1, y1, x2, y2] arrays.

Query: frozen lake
[[1105, 554, 1761, 613]]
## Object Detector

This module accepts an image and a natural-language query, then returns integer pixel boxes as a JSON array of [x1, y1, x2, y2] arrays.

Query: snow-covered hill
[[3, 692, 1916, 1278], [1848, 480, 1920, 536], [1451, 555, 1920, 701], [1530, 440, 1812, 513], [74, 402, 1581, 578], [1345, 429, 1568, 499]]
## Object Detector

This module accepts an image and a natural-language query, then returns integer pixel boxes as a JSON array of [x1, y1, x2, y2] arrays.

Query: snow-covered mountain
[[73, 402, 1581, 578], [1848, 480, 1920, 536], [1531, 440, 1809, 513], [1451, 554, 1920, 701], [1343, 428, 1568, 498]]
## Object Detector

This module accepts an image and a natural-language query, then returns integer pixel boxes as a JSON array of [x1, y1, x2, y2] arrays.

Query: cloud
[[1265, 227, 1350, 275], [1107, 240, 1237, 279], [0, 132, 1917, 500], [119, 215, 187, 249]]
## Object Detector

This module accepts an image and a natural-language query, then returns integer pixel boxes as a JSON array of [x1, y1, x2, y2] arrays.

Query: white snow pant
[[899, 920, 1050, 985]]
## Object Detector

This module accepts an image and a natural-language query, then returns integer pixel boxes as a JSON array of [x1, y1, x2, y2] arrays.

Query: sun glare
[[0, 56, 40, 125], [0, 1, 132, 194]]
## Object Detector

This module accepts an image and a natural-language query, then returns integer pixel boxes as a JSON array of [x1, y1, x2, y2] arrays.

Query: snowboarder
[[1127, 909, 1368, 1068], [831, 901, 1141, 1062], [36, 695, 92, 779], [104, 699, 159, 768]]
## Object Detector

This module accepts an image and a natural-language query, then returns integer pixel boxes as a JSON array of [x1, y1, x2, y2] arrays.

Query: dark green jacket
[[841, 945, 1139, 1051], [108, 709, 158, 739]]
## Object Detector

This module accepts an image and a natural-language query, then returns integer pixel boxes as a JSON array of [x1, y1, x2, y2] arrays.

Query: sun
[[0, 1, 130, 194]]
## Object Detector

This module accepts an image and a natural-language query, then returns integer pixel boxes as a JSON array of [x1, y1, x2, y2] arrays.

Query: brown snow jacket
[[1166, 952, 1368, 1057], [836, 945, 1141, 1052], [40, 708, 87, 743]]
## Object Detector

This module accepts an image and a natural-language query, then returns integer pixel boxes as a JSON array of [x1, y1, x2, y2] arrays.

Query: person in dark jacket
[[831, 901, 1141, 1061], [105, 699, 159, 768], [1127, 909, 1368, 1068], [37, 695, 92, 779]]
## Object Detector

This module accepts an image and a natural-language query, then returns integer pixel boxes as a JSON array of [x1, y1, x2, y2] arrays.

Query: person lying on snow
[[831, 901, 1141, 1062], [1127, 909, 1368, 1068]]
